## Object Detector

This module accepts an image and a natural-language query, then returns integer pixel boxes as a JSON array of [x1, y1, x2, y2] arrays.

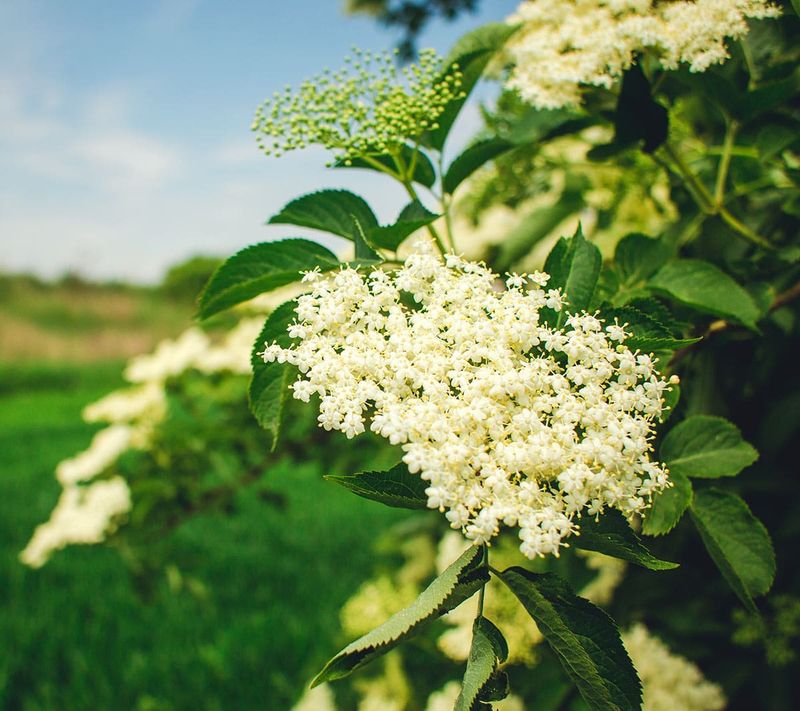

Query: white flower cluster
[[21, 318, 265, 568], [623, 624, 726, 711], [262, 245, 673, 559], [505, 0, 780, 109], [20, 479, 131, 568]]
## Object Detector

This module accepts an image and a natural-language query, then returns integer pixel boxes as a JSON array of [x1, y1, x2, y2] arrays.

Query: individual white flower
[[623, 624, 727, 711], [262, 243, 672, 560], [20, 478, 131, 568], [505, 0, 780, 109]]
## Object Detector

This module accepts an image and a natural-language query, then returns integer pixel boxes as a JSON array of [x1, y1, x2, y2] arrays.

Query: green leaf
[[495, 192, 582, 271], [737, 68, 800, 124], [757, 122, 800, 162], [544, 226, 602, 317], [426, 23, 520, 151], [198, 239, 338, 319], [455, 617, 509, 711], [368, 201, 440, 252], [324, 463, 428, 510], [660, 415, 759, 479], [267, 189, 378, 241], [792, 0, 800, 17], [335, 144, 436, 188], [351, 219, 382, 263], [649, 259, 762, 330], [626, 336, 700, 354], [312, 545, 489, 686], [603, 306, 671, 339], [690, 489, 776, 611], [248, 300, 298, 449], [614, 234, 673, 286], [443, 138, 514, 194], [498, 568, 641, 711], [642, 469, 692, 537], [574, 510, 678, 570], [479, 671, 510, 703]]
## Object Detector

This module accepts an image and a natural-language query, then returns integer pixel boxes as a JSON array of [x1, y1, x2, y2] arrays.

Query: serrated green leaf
[[368, 201, 440, 251], [661, 415, 758, 479], [267, 190, 378, 241], [574, 510, 678, 570], [603, 306, 671, 339], [426, 23, 520, 151], [625, 298, 682, 335], [737, 68, 800, 123], [642, 468, 692, 536], [198, 239, 338, 319], [498, 568, 642, 711], [335, 144, 436, 188], [615, 234, 673, 286], [544, 226, 602, 319], [324, 463, 428, 510], [625, 336, 700, 353], [443, 138, 514, 194], [690, 489, 775, 611], [479, 671, 510, 703], [756, 122, 800, 162], [248, 300, 298, 449], [649, 259, 762, 330], [351, 218, 383, 263], [455, 617, 508, 711], [495, 193, 582, 271], [312, 545, 488, 687]]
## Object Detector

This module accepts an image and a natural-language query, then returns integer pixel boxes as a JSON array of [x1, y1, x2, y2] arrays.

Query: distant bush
[[160, 256, 222, 302]]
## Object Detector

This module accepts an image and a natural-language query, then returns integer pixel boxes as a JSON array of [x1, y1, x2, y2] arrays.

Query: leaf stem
[[659, 141, 773, 250], [436, 151, 458, 252], [477, 545, 489, 617], [391, 150, 446, 255], [714, 119, 738, 207], [662, 141, 715, 212]]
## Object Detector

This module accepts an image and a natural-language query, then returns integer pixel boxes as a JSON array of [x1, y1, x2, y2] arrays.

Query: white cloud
[[74, 132, 181, 191]]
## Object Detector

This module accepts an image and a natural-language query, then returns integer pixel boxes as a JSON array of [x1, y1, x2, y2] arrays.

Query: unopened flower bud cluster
[[262, 245, 673, 559], [505, 0, 780, 109], [252, 48, 464, 164]]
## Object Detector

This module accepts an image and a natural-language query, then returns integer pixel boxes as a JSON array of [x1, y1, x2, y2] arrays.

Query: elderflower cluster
[[20, 478, 131, 568], [504, 0, 780, 109], [252, 48, 463, 163], [21, 317, 266, 568], [623, 624, 726, 711], [262, 244, 673, 559]]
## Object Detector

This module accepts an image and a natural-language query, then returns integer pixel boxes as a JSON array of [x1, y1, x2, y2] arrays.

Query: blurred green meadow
[[0, 272, 403, 709]]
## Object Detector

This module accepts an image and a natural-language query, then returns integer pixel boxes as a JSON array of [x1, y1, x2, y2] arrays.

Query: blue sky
[[0, 0, 518, 283]]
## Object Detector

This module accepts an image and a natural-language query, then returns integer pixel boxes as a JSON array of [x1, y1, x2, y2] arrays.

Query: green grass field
[[0, 361, 405, 710]]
